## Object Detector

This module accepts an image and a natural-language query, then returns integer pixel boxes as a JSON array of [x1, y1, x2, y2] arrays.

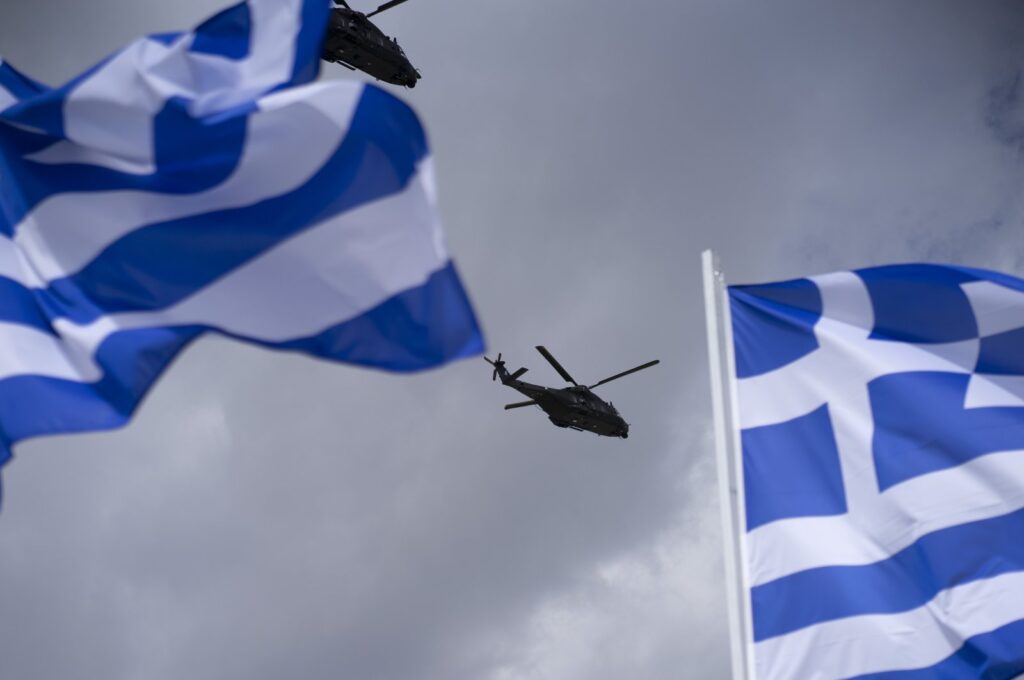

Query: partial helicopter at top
[[321, 0, 421, 88]]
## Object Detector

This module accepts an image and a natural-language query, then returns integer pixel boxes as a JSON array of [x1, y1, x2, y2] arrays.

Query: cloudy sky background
[[1, 1, 1023, 678]]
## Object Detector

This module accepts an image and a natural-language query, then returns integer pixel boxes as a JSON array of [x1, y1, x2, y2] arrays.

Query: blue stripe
[[191, 3, 252, 60], [272, 262, 484, 370], [43, 85, 428, 324], [0, 261, 481, 483], [0, 95, 249, 237], [742, 404, 847, 530], [870, 372, 1024, 491], [0, 84, 68, 147], [857, 264, 979, 344], [729, 278, 821, 379], [149, 32, 184, 47], [849, 617, 1024, 680], [0, 61, 47, 101], [953, 264, 1024, 295], [0, 124, 56, 235], [977, 327, 1024, 375], [289, 0, 330, 85], [752, 507, 1024, 641], [0, 277, 55, 333], [0, 50, 119, 140]]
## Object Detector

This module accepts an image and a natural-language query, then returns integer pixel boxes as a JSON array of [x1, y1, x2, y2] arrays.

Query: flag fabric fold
[[0, 0, 484, 504], [729, 263, 1024, 680]]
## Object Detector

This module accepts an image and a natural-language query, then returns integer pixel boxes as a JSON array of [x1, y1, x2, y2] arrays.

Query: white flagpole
[[702, 249, 754, 680]]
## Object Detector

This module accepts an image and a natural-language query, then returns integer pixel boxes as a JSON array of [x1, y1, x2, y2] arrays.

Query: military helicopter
[[484, 346, 659, 439], [321, 0, 421, 88]]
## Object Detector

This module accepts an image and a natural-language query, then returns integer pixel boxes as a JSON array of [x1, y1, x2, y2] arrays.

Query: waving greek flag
[[721, 263, 1024, 679], [0, 0, 483, 503]]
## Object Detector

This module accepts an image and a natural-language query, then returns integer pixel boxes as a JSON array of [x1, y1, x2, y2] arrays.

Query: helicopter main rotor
[[535, 346, 578, 386], [587, 360, 661, 389], [535, 345, 659, 390], [334, 0, 412, 17], [366, 0, 412, 18]]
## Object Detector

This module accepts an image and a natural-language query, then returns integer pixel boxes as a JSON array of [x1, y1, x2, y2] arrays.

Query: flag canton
[[731, 264, 1024, 530]]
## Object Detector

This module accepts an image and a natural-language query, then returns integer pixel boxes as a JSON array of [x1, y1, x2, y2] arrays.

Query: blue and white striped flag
[[730, 264, 1024, 679], [0, 0, 483, 503]]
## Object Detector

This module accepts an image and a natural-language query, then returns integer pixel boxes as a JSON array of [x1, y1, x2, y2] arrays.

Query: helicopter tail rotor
[[484, 353, 504, 381], [484, 354, 529, 383]]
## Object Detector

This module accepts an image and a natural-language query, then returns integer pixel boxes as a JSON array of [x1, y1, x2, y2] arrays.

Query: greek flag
[[0, 0, 483, 503], [729, 264, 1024, 679]]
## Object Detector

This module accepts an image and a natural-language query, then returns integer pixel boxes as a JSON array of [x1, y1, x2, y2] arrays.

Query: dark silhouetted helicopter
[[321, 0, 421, 88], [485, 346, 659, 439]]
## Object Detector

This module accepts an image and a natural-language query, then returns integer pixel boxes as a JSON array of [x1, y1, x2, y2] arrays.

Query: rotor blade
[[366, 0, 410, 18], [535, 346, 577, 385], [588, 360, 660, 389], [504, 400, 537, 410], [509, 367, 528, 380]]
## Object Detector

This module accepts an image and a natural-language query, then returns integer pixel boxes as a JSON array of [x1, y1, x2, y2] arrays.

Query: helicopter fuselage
[[321, 7, 420, 87], [502, 376, 630, 438], [487, 347, 659, 439]]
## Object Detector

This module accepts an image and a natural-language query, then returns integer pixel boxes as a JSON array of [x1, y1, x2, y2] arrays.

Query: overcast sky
[[1, 2, 1023, 679]]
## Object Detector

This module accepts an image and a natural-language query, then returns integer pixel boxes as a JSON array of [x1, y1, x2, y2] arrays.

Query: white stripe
[[966, 372, 1024, 409], [0, 85, 15, 112], [738, 329, 977, 431], [0, 160, 444, 383], [963, 279, 1024, 337], [0, 321, 94, 382], [66, 160, 448, 347], [56, 0, 304, 166], [748, 448, 1024, 585], [185, 0, 304, 116], [14, 81, 363, 285], [754, 571, 1024, 680], [59, 39, 175, 171], [25, 140, 159, 175], [0, 237, 33, 286], [0, 57, 18, 112], [738, 271, 985, 431]]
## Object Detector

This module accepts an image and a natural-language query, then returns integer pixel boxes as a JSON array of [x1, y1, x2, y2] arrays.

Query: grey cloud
[[2, 2, 1024, 679], [988, 69, 1024, 152]]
